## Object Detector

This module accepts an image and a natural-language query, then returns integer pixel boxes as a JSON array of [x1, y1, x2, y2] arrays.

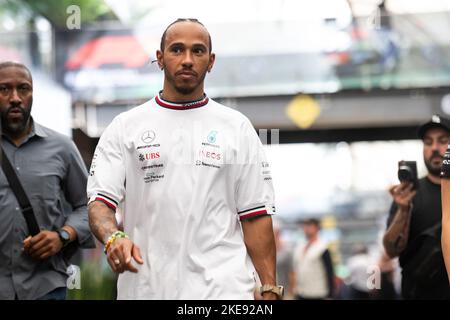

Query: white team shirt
[[292, 240, 329, 298], [87, 93, 275, 299]]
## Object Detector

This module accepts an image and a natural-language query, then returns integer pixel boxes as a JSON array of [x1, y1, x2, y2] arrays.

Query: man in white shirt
[[87, 18, 281, 300], [290, 218, 335, 299]]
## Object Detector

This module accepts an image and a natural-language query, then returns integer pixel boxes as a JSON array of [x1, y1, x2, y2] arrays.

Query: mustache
[[430, 151, 443, 161], [5, 105, 25, 114]]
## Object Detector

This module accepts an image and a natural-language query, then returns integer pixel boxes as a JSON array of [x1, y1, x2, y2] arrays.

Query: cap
[[417, 114, 450, 139]]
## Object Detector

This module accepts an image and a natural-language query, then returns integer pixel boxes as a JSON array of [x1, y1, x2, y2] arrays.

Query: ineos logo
[[141, 130, 156, 144]]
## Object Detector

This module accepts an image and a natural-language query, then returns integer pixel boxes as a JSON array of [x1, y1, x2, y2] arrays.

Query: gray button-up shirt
[[0, 120, 94, 299]]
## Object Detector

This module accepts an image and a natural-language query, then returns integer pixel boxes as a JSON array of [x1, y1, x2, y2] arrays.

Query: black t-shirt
[[386, 176, 450, 299]]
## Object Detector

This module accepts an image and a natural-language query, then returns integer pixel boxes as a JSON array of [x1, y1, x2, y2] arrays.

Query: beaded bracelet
[[104, 231, 129, 254]]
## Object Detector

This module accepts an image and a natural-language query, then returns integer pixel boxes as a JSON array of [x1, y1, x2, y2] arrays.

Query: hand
[[389, 182, 416, 211], [261, 292, 279, 300], [23, 230, 63, 260], [254, 289, 263, 300], [106, 237, 144, 274]]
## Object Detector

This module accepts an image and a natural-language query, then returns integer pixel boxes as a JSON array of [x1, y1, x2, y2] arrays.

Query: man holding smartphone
[[383, 114, 450, 299]]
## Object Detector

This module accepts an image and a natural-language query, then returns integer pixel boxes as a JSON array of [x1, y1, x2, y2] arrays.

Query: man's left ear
[[208, 53, 215, 73], [156, 50, 164, 70]]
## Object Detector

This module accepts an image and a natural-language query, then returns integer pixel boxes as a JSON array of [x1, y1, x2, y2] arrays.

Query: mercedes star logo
[[141, 130, 156, 144]]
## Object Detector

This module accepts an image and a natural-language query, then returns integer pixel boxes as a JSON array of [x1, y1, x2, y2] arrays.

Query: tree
[[22, 0, 116, 29]]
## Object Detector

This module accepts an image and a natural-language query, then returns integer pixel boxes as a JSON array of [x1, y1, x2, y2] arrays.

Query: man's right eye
[[171, 47, 183, 54], [0, 86, 9, 94]]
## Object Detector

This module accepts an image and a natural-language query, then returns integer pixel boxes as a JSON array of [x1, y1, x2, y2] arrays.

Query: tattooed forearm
[[383, 207, 412, 258], [88, 201, 119, 245]]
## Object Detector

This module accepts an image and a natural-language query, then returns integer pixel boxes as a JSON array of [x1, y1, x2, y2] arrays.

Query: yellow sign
[[286, 94, 321, 129], [321, 215, 337, 229]]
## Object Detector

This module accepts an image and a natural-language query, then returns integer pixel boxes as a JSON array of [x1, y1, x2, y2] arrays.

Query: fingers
[[107, 242, 125, 273], [107, 250, 121, 273], [397, 182, 413, 192], [106, 240, 143, 274], [123, 243, 138, 273], [391, 182, 414, 197], [123, 245, 143, 274], [403, 183, 415, 193], [132, 245, 144, 265], [388, 185, 396, 196], [389, 183, 407, 196], [115, 246, 126, 266], [24, 231, 63, 259], [28, 236, 50, 255], [124, 259, 138, 273], [23, 232, 46, 255], [124, 243, 132, 265], [106, 258, 118, 273], [107, 240, 127, 273], [32, 245, 53, 259], [404, 189, 417, 202], [115, 251, 126, 273], [22, 236, 32, 252], [389, 182, 417, 211]]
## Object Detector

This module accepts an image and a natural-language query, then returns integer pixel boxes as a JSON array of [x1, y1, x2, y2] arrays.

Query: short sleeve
[[87, 117, 126, 211], [235, 118, 276, 220]]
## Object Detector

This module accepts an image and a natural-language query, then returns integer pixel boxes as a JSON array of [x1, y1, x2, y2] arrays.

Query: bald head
[[0, 62, 32, 83], [160, 18, 212, 53], [0, 61, 33, 139]]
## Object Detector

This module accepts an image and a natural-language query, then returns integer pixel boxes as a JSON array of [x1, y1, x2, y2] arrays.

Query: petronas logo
[[207, 131, 217, 143]]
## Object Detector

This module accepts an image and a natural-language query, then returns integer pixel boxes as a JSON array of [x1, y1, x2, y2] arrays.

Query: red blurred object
[[65, 35, 150, 70], [327, 52, 350, 64], [0, 46, 23, 62]]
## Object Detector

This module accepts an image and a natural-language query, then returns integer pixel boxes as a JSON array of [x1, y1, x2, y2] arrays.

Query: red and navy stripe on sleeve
[[238, 205, 268, 220], [94, 193, 118, 211]]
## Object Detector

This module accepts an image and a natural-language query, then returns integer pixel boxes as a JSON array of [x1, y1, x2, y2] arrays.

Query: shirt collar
[[155, 91, 209, 110], [31, 119, 48, 138]]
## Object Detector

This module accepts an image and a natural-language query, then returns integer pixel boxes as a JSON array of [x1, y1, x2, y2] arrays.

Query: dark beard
[[424, 151, 443, 177], [174, 85, 197, 95], [165, 67, 208, 96], [1, 106, 31, 135]]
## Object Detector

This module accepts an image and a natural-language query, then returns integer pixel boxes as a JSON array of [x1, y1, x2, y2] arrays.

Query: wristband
[[104, 231, 128, 254]]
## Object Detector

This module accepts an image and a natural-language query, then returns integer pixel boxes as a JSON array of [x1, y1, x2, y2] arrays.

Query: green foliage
[[0, 0, 22, 14], [67, 261, 118, 300], [0, 0, 33, 27], [21, 0, 116, 28]]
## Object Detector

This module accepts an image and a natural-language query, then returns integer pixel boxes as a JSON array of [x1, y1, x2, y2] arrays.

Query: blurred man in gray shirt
[[0, 61, 94, 300]]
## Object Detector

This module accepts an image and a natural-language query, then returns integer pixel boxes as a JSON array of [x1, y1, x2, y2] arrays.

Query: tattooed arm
[[88, 201, 119, 244], [383, 182, 416, 258], [88, 201, 143, 273]]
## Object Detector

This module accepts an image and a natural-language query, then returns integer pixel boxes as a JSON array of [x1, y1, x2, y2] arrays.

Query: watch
[[57, 229, 71, 247], [260, 284, 284, 299]]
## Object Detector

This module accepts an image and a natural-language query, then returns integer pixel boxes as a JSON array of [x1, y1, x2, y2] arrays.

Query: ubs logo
[[139, 152, 160, 161], [141, 130, 156, 144]]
